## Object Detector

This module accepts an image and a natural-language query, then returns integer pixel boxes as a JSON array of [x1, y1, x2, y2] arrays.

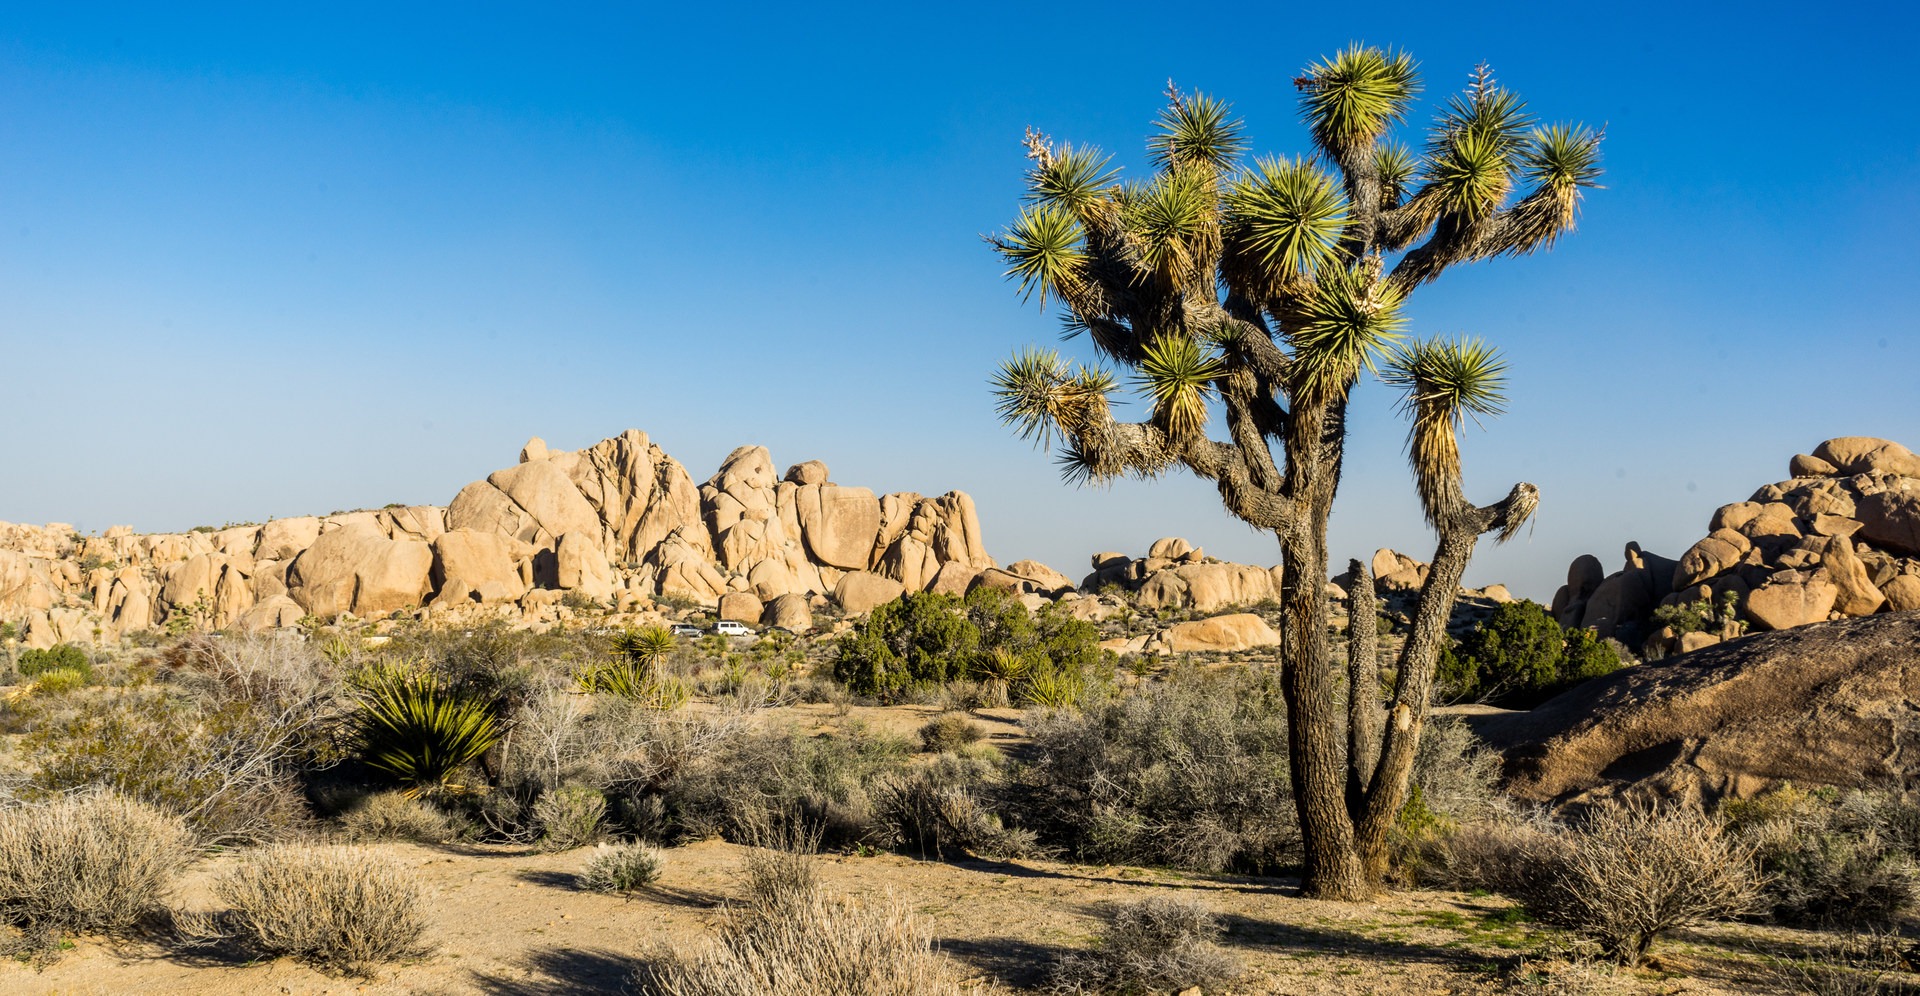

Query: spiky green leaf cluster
[[993, 204, 1085, 305], [1026, 143, 1119, 212], [1520, 124, 1604, 192], [1374, 142, 1418, 205], [1225, 156, 1348, 280], [1135, 335, 1223, 438], [1288, 266, 1407, 405], [1424, 71, 1534, 219], [1384, 337, 1509, 523], [1149, 90, 1246, 176], [1120, 171, 1219, 289], [992, 347, 1115, 449], [356, 668, 501, 796], [611, 625, 676, 670], [1296, 45, 1421, 153]]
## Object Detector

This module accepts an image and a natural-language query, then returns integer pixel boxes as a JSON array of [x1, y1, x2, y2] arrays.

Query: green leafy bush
[[16, 643, 90, 679], [831, 588, 1110, 703], [1439, 600, 1621, 707], [832, 593, 979, 699]]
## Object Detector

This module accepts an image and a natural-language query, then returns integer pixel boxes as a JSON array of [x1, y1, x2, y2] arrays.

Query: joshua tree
[[987, 47, 1601, 899]]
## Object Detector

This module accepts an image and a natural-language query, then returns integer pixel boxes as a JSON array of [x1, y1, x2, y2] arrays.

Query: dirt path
[[8, 838, 1803, 995]]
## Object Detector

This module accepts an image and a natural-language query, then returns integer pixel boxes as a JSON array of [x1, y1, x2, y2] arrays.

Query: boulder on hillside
[[287, 523, 433, 618], [763, 592, 813, 632], [430, 529, 531, 604], [834, 570, 904, 615], [1475, 614, 1920, 810], [1154, 613, 1280, 653]]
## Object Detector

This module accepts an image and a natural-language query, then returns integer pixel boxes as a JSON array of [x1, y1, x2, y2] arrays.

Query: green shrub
[[31, 666, 90, 693], [1046, 896, 1240, 995], [1440, 600, 1621, 707], [535, 784, 608, 851], [212, 844, 429, 974], [832, 593, 979, 700], [582, 842, 665, 893], [16, 643, 90, 679], [0, 793, 192, 942], [832, 588, 1111, 704], [656, 723, 914, 848], [354, 665, 502, 795]]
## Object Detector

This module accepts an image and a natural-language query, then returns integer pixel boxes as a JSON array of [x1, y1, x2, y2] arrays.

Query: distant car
[[712, 620, 754, 637], [669, 624, 702, 638]]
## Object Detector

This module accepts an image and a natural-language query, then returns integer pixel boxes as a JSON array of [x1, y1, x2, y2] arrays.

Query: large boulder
[[1813, 437, 1920, 477], [717, 591, 764, 625], [430, 529, 530, 604], [1856, 486, 1920, 555], [763, 592, 813, 632], [1157, 613, 1280, 653], [1823, 538, 1887, 617], [1883, 574, 1920, 613], [834, 571, 904, 615], [555, 531, 615, 601], [1476, 614, 1920, 809], [1744, 571, 1839, 631], [1672, 529, 1750, 591], [797, 485, 882, 570], [287, 523, 433, 618]]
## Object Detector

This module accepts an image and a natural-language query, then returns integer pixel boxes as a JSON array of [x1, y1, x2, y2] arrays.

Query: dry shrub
[[0, 792, 192, 939], [918, 713, 985, 753], [1768, 930, 1914, 996], [212, 844, 429, 974], [534, 784, 607, 851], [633, 838, 959, 996], [1046, 895, 1240, 994], [870, 753, 1038, 861], [1511, 804, 1761, 965], [339, 791, 450, 844], [582, 842, 665, 893], [1726, 786, 1920, 929]]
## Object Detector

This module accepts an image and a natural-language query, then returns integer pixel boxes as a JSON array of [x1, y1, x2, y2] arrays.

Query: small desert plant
[[534, 784, 608, 851], [918, 713, 986, 753], [212, 844, 429, 974], [633, 845, 958, 996], [582, 842, 666, 893], [1768, 930, 1914, 996], [0, 793, 192, 941], [354, 665, 501, 795], [30, 666, 89, 693], [15, 643, 91, 679], [1046, 896, 1240, 994], [1513, 804, 1761, 965], [739, 817, 824, 916], [1726, 786, 1920, 929], [871, 754, 1037, 861], [339, 791, 450, 843]]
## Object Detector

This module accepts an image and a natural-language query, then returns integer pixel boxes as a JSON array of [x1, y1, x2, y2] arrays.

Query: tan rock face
[[1159, 613, 1280, 653], [1581, 568, 1653, 640], [487, 461, 604, 551], [554, 532, 614, 601], [763, 592, 813, 632], [797, 485, 882, 570], [785, 460, 828, 487], [1790, 453, 1839, 477], [287, 523, 432, 618], [1856, 486, 1920, 555], [717, 591, 764, 624], [1883, 574, 1920, 613], [1673, 529, 1750, 591], [430, 529, 531, 605], [1745, 573, 1839, 631], [1823, 538, 1887, 617], [1814, 437, 1920, 477], [256, 517, 321, 561], [834, 570, 905, 615]]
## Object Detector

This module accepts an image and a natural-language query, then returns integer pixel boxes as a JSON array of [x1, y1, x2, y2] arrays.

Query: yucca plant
[[355, 666, 501, 796], [988, 48, 1598, 900]]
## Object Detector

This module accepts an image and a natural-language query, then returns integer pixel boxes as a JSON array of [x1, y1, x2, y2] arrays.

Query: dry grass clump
[[917, 713, 986, 753], [1045, 895, 1240, 994], [339, 791, 450, 843], [871, 754, 1038, 861], [1504, 804, 1760, 965], [534, 784, 607, 851], [211, 844, 429, 974], [0, 792, 192, 941], [582, 842, 666, 894], [632, 835, 960, 996], [1725, 785, 1920, 929]]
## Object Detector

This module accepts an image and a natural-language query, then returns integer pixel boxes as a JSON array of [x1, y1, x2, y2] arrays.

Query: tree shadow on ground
[[469, 946, 635, 995], [1217, 911, 1496, 970], [936, 935, 1077, 988], [949, 856, 1298, 897]]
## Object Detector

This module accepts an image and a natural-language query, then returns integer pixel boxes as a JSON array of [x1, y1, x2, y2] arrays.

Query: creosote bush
[[1046, 896, 1240, 995], [918, 713, 986, 753], [212, 844, 429, 974], [0, 793, 192, 942], [582, 842, 665, 894], [1724, 785, 1920, 929], [15, 643, 91, 679], [339, 791, 450, 844]]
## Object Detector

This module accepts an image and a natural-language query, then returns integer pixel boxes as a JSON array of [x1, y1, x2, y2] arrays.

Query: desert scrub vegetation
[[832, 587, 1110, 704], [1046, 896, 1240, 995], [582, 841, 665, 893], [208, 844, 429, 974], [871, 752, 1037, 861], [632, 833, 961, 996], [0, 792, 192, 948], [338, 791, 451, 843], [1724, 784, 1920, 929], [1447, 804, 1761, 965], [14, 642, 92, 681], [917, 712, 985, 753]]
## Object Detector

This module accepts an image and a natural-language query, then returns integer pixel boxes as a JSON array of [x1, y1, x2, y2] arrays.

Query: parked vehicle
[[712, 620, 754, 637], [669, 624, 702, 638]]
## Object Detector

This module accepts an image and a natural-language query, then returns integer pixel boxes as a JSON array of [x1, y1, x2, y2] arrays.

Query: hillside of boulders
[[1552, 436, 1920, 656]]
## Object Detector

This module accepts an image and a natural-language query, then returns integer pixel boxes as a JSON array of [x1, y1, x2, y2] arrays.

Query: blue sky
[[2, 3, 1916, 600]]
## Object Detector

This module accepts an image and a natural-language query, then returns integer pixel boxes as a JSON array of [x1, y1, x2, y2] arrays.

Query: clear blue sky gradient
[[2, 3, 1916, 600]]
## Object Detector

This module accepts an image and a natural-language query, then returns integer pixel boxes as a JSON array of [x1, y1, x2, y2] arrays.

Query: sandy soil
[[9, 835, 1815, 996]]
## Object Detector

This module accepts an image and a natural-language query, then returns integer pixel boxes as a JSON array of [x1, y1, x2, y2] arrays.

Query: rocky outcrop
[[0, 429, 997, 640], [1555, 436, 1920, 651], [1475, 613, 1920, 810]]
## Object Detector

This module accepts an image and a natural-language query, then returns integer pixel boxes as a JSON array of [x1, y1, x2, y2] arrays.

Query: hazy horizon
[[3, 3, 1916, 603]]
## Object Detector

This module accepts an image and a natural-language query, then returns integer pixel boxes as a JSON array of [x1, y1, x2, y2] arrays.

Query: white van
[[712, 620, 754, 637]]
